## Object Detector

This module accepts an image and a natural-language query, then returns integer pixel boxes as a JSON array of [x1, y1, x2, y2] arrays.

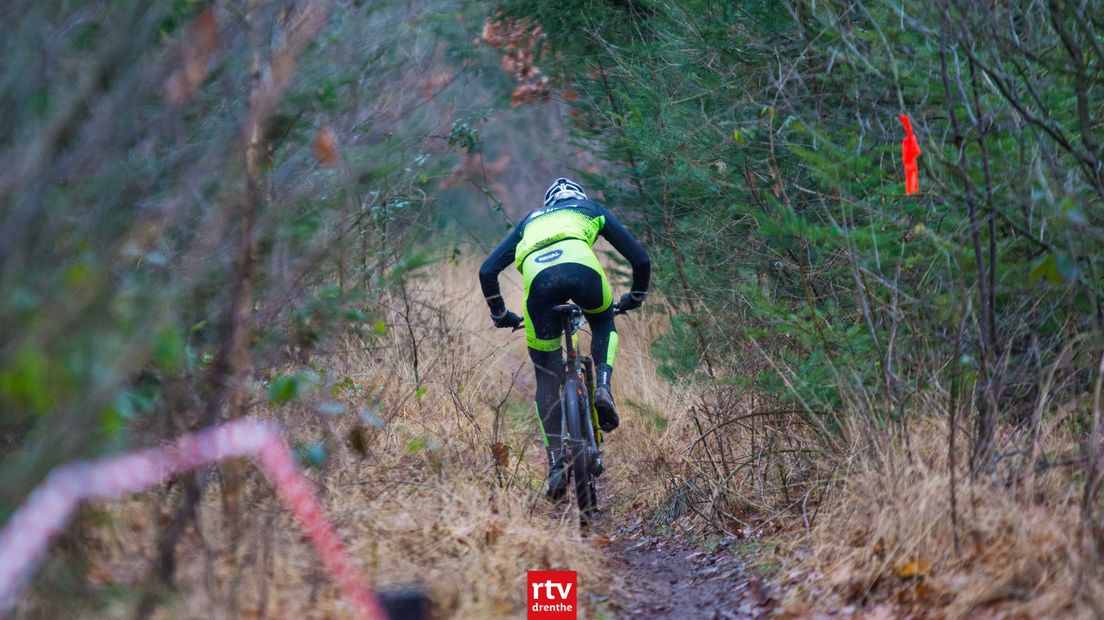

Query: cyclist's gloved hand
[[491, 309, 523, 329], [617, 292, 646, 312]]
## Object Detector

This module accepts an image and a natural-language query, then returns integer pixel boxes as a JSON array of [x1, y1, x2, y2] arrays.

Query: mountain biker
[[479, 177, 651, 500]]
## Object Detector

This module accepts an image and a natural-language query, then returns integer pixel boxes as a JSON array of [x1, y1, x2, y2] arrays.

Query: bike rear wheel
[[563, 374, 596, 524]]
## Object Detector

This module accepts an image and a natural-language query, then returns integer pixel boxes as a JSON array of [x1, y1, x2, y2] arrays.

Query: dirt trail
[[603, 532, 774, 619], [584, 480, 776, 619]]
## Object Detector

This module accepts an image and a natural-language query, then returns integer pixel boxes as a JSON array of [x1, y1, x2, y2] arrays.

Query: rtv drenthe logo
[[527, 570, 577, 619]]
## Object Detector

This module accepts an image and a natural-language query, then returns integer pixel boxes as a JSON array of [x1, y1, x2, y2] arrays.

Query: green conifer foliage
[[508, 0, 1104, 449]]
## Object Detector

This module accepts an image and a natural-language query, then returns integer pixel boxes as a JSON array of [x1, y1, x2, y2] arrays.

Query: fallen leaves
[[478, 16, 549, 106], [163, 9, 221, 105], [483, 520, 502, 545], [894, 558, 933, 578], [312, 126, 340, 167], [438, 153, 511, 192], [489, 442, 509, 468]]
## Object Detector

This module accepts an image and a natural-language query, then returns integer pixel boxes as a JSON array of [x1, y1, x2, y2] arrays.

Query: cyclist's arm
[[478, 223, 522, 317], [598, 208, 651, 297]]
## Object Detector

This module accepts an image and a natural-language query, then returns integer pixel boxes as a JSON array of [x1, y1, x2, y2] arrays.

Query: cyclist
[[479, 178, 651, 500]]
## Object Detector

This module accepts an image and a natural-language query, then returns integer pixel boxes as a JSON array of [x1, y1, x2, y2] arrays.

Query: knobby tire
[[564, 375, 596, 524]]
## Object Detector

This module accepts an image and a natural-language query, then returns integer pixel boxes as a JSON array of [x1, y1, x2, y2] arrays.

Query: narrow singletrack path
[[586, 479, 776, 619], [604, 532, 773, 619]]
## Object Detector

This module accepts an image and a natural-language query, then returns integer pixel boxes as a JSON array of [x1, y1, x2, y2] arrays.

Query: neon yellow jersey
[[478, 197, 651, 326], [513, 201, 606, 270]]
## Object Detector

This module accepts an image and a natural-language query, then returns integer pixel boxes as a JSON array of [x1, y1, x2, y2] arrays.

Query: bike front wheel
[[564, 374, 596, 524]]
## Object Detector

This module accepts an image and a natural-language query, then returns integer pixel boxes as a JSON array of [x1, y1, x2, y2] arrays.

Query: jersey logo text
[[534, 249, 563, 264]]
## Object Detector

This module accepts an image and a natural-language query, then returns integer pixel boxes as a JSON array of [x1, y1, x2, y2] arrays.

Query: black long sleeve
[[478, 223, 521, 315], [599, 208, 651, 293]]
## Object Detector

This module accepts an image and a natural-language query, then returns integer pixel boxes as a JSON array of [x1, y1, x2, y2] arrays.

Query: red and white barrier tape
[[0, 418, 388, 620]]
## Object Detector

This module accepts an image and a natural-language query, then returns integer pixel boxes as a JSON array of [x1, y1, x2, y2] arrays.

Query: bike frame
[[512, 301, 626, 523], [553, 303, 603, 523], [559, 307, 601, 442]]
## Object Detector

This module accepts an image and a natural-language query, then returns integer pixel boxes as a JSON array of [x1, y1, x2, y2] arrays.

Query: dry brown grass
[[27, 256, 691, 619], [38, 254, 1095, 620], [777, 398, 1100, 619]]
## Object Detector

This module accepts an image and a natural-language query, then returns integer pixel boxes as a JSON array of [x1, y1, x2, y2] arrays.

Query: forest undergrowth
[[777, 413, 1096, 618], [9, 1, 1104, 618], [18, 257, 695, 619], [15, 263, 1101, 620]]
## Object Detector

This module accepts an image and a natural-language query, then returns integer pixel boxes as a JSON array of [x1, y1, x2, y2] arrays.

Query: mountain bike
[[551, 302, 627, 525]]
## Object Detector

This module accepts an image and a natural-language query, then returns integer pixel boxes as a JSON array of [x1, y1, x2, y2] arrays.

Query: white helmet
[[542, 177, 587, 207]]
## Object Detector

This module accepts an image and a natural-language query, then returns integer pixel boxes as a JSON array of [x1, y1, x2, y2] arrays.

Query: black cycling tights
[[526, 263, 616, 449]]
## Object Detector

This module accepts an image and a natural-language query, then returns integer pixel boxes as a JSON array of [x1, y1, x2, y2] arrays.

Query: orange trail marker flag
[[899, 114, 921, 195]]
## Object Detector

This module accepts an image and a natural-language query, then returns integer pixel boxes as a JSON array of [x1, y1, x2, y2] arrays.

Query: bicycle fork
[[579, 356, 604, 477], [556, 307, 604, 483]]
